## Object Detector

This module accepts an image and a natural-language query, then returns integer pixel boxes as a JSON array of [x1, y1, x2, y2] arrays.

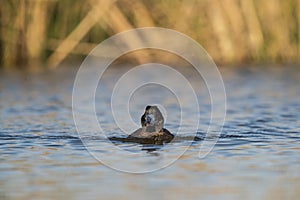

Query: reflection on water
[[0, 65, 300, 199]]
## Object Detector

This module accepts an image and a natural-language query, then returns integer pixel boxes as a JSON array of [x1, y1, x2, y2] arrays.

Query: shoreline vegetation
[[1, 0, 300, 69]]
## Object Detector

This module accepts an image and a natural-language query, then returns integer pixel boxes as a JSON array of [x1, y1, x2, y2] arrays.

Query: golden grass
[[1, 0, 299, 68]]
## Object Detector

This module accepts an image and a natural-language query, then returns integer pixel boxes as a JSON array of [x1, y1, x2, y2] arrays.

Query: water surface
[[0, 65, 300, 199]]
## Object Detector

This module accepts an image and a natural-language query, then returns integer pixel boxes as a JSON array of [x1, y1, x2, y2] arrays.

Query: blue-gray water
[[1, 65, 300, 199]]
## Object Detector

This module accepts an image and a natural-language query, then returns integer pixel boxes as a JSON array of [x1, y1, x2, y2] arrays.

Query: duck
[[110, 105, 174, 145]]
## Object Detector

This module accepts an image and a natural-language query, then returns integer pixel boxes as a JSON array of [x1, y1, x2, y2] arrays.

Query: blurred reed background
[[1, 0, 300, 69]]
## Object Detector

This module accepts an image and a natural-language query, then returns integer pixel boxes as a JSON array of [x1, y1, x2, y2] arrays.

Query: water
[[1, 65, 300, 199]]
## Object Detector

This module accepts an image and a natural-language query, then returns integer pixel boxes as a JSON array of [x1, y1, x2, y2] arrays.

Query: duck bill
[[145, 114, 155, 126]]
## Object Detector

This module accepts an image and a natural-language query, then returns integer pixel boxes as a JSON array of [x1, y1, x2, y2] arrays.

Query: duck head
[[141, 105, 164, 133]]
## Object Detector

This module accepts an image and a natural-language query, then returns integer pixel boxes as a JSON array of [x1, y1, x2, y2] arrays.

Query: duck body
[[110, 105, 174, 145], [126, 128, 174, 144]]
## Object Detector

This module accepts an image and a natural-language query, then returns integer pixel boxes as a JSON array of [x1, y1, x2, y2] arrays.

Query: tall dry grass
[[1, 0, 299, 68]]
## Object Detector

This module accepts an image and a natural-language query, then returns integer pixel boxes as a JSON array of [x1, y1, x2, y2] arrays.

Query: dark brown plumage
[[110, 105, 174, 145]]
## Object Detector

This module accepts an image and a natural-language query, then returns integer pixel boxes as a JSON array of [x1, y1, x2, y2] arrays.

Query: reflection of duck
[[110, 105, 174, 145]]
